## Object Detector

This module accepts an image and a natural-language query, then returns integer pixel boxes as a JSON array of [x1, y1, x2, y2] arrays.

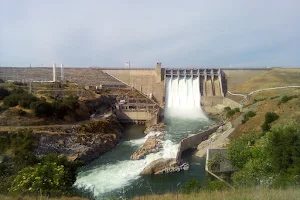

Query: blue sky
[[0, 0, 299, 68]]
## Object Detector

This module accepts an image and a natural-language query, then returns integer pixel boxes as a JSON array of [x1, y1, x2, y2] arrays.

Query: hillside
[[231, 68, 300, 94]]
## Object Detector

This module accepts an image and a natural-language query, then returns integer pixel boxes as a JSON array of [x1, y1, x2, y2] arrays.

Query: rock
[[141, 158, 189, 175], [34, 116, 123, 164], [141, 158, 175, 174], [144, 123, 166, 135], [131, 136, 162, 160]]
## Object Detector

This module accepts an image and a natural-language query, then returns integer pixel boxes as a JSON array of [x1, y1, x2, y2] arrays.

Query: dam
[[0, 63, 270, 124]]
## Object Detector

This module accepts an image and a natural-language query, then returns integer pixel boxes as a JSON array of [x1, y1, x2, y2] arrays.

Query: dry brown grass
[[230, 90, 300, 139], [0, 196, 88, 200], [132, 187, 300, 200], [232, 68, 300, 93]]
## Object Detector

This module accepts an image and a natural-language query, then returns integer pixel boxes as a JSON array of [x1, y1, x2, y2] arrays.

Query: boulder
[[141, 158, 189, 175], [131, 136, 162, 160]]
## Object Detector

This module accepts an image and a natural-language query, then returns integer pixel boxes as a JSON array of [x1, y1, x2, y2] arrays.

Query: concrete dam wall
[[176, 124, 222, 161], [165, 68, 224, 107]]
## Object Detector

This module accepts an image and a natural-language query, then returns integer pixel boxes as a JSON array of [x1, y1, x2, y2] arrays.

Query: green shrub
[[0, 87, 10, 100], [9, 154, 82, 196], [11, 87, 25, 94], [52, 101, 69, 119], [64, 95, 80, 110], [207, 152, 225, 171], [17, 109, 26, 116], [234, 108, 240, 113], [227, 134, 258, 169], [3, 93, 38, 108], [278, 95, 298, 105], [224, 107, 231, 111], [206, 180, 228, 191], [3, 94, 20, 107], [0, 106, 8, 113], [226, 110, 236, 117], [261, 112, 279, 132], [270, 96, 280, 100], [30, 101, 54, 117], [243, 111, 256, 122], [181, 179, 202, 194]]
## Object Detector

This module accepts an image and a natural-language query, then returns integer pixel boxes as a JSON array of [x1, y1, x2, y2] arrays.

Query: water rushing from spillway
[[165, 77, 206, 118], [75, 77, 212, 199]]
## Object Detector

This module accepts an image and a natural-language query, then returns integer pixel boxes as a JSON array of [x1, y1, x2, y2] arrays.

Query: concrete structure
[[165, 68, 224, 106], [115, 97, 159, 125], [53, 63, 56, 82], [206, 148, 236, 173], [176, 124, 222, 162], [102, 63, 165, 107], [60, 64, 64, 82]]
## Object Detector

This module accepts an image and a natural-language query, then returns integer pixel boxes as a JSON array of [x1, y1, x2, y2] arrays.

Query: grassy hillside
[[229, 90, 300, 139], [132, 188, 300, 200], [231, 68, 300, 94]]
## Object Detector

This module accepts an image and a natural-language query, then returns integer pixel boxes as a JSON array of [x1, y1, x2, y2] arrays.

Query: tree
[[261, 112, 279, 132], [0, 87, 10, 100], [227, 134, 258, 169], [30, 101, 54, 117], [9, 154, 81, 196], [181, 179, 202, 194], [64, 95, 80, 110]]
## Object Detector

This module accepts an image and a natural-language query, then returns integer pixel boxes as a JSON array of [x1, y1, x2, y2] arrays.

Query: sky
[[0, 0, 300, 68]]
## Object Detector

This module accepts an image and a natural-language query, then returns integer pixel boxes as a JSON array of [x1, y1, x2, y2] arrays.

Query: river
[[75, 117, 214, 199]]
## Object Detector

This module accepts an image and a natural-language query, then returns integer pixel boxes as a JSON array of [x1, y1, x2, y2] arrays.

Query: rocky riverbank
[[35, 115, 123, 164]]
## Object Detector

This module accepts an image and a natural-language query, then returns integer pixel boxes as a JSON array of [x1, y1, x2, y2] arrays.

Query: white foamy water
[[165, 77, 206, 119], [75, 131, 178, 197]]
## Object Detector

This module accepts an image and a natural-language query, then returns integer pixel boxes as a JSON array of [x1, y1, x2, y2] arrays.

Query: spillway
[[165, 77, 207, 119]]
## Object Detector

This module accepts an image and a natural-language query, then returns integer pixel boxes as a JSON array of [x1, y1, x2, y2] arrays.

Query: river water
[[75, 117, 213, 199]]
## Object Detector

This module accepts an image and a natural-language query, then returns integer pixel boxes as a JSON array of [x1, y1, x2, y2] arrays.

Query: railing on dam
[[175, 123, 223, 162]]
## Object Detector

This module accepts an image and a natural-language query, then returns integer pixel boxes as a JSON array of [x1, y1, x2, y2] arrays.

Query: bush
[[17, 93, 38, 108], [181, 179, 202, 194], [64, 95, 80, 110], [206, 180, 228, 191], [3, 93, 38, 108], [30, 101, 54, 117], [11, 87, 25, 94], [225, 107, 241, 118], [0, 105, 8, 113], [278, 95, 298, 105], [52, 101, 69, 119], [9, 154, 82, 196], [17, 109, 26, 116], [224, 107, 231, 111], [227, 110, 236, 117], [234, 108, 240, 113], [243, 111, 256, 122], [227, 134, 258, 169], [261, 112, 279, 132], [0, 87, 10, 100], [3, 94, 20, 107]]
